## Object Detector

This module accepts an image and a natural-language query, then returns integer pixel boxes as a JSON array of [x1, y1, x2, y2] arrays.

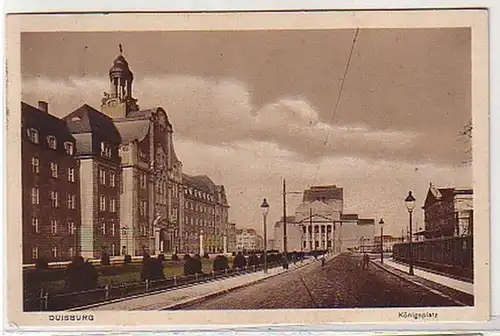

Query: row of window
[[184, 201, 215, 214], [99, 169, 117, 187], [31, 188, 77, 209], [31, 217, 76, 234], [99, 196, 117, 212], [31, 158, 76, 182], [99, 221, 118, 236], [184, 216, 215, 227], [27, 128, 75, 155], [184, 186, 215, 202], [30, 244, 119, 260]]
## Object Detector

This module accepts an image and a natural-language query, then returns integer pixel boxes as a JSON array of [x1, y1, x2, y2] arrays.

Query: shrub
[[101, 252, 111, 266], [203, 252, 210, 259], [231, 251, 236, 257], [247, 253, 259, 267], [213, 255, 229, 272], [35, 258, 49, 271], [64, 256, 98, 292], [149, 257, 166, 280], [140, 254, 152, 281], [124, 255, 132, 264], [193, 254, 203, 274], [233, 252, 247, 269], [171, 253, 179, 261], [158, 254, 166, 262]]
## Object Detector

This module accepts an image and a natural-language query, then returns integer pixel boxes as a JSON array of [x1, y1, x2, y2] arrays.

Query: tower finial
[[119, 44, 123, 55]]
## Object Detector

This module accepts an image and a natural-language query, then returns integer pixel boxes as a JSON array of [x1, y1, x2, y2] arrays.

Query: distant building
[[274, 185, 375, 253], [420, 183, 473, 240], [22, 102, 81, 263], [267, 238, 276, 251], [374, 235, 404, 252], [227, 222, 237, 253], [236, 228, 263, 252]]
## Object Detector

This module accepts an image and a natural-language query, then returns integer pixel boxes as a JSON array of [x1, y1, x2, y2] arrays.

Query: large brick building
[[182, 174, 230, 254], [22, 102, 81, 263], [421, 183, 473, 239], [21, 48, 231, 262], [63, 104, 122, 258]]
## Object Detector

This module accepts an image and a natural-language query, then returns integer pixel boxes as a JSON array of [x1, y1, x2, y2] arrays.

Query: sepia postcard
[[5, 9, 490, 329]]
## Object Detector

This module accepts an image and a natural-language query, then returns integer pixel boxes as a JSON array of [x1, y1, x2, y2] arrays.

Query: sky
[[20, 29, 472, 238]]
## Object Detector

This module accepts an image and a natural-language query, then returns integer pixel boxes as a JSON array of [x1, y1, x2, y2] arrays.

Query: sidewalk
[[76, 258, 318, 311], [383, 259, 473, 295]]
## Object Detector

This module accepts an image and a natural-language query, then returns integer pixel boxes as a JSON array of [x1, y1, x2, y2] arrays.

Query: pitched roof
[[63, 104, 121, 144], [21, 102, 74, 142], [423, 183, 473, 208], [113, 119, 151, 144]]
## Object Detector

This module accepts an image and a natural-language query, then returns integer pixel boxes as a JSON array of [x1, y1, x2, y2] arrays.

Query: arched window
[[27, 128, 39, 144], [47, 135, 57, 150]]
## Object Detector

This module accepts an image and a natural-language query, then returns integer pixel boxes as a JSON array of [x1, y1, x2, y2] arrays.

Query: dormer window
[[27, 128, 39, 144], [64, 142, 74, 155], [100, 141, 112, 158], [47, 135, 57, 150]]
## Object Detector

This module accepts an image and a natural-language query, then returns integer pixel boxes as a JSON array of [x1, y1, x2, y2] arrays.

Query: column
[[199, 231, 204, 255], [155, 228, 161, 254], [223, 233, 228, 254]]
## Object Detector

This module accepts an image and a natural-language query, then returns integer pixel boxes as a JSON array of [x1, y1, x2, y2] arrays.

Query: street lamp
[[379, 218, 384, 263], [404, 191, 416, 275], [260, 198, 269, 273]]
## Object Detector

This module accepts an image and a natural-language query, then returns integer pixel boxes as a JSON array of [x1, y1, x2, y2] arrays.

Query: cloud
[[22, 75, 423, 164]]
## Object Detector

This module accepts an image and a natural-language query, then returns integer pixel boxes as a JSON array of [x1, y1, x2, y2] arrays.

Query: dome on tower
[[109, 54, 133, 80]]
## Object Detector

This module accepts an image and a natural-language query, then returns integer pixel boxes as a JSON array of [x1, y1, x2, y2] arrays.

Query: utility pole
[[283, 178, 287, 256], [310, 208, 313, 250]]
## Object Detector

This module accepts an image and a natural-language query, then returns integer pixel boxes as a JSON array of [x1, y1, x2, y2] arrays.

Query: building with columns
[[274, 185, 375, 253]]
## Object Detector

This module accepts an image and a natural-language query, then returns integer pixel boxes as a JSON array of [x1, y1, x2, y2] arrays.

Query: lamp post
[[379, 218, 384, 263], [261, 198, 269, 273], [405, 191, 416, 275]]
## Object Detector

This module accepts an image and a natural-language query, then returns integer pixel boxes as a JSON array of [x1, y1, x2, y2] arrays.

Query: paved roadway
[[184, 253, 465, 309]]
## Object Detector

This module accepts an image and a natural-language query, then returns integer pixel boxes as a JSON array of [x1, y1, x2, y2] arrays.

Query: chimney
[[38, 101, 48, 114]]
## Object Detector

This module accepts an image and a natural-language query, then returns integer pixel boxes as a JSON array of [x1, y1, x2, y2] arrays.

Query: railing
[[24, 262, 283, 311]]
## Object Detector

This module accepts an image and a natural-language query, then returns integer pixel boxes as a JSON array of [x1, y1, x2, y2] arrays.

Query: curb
[[371, 261, 469, 306], [162, 260, 318, 310], [389, 259, 473, 284]]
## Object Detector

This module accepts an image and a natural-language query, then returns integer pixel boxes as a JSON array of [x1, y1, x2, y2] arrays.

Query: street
[[182, 253, 470, 309]]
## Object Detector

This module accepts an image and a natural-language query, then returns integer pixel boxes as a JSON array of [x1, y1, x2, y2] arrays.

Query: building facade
[[421, 183, 473, 240], [273, 185, 375, 253], [63, 104, 122, 258], [182, 174, 230, 254], [236, 228, 263, 252], [22, 102, 81, 263], [227, 222, 237, 253], [21, 49, 232, 262], [374, 235, 404, 252]]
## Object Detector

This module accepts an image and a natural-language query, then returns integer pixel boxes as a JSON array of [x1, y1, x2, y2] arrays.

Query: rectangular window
[[99, 196, 106, 211], [50, 191, 59, 208], [31, 187, 39, 205], [140, 200, 147, 216], [68, 167, 75, 182], [50, 219, 58, 234], [100, 142, 112, 158], [50, 162, 58, 178], [111, 243, 116, 256], [101, 222, 106, 235], [140, 173, 147, 189], [64, 142, 74, 155], [109, 198, 116, 212], [68, 221, 75, 235], [31, 157, 39, 173], [67, 194, 76, 209], [51, 246, 58, 259], [32, 246, 39, 260], [99, 169, 106, 185], [110, 172, 116, 187], [32, 218, 39, 233], [68, 247, 75, 258], [111, 222, 116, 236]]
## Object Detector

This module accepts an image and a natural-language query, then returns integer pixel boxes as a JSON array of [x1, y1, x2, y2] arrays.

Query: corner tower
[[101, 44, 139, 118]]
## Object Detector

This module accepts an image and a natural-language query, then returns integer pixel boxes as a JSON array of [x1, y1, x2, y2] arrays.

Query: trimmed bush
[[158, 254, 166, 262], [64, 256, 98, 292], [124, 255, 132, 264], [203, 252, 210, 259], [171, 253, 179, 261], [213, 255, 229, 272], [233, 252, 247, 269]]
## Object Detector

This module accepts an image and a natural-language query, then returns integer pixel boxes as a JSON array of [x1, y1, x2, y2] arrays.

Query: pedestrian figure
[[321, 256, 325, 268], [362, 253, 370, 269]]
